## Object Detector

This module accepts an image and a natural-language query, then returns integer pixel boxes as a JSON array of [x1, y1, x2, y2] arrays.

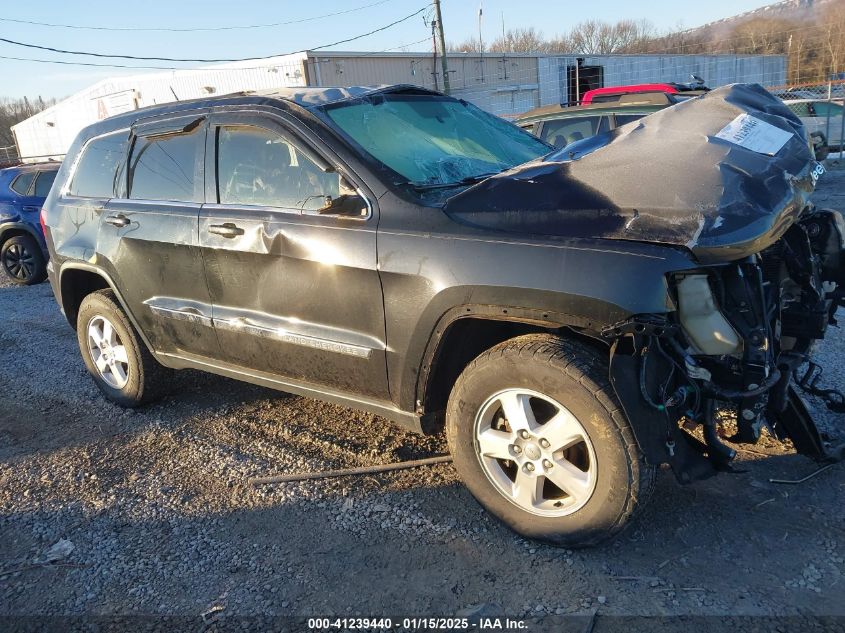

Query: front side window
[[323, 94, 549, 187], [216, 126, 340, 211], [34, 171, 57, 197], [10, 172, 35, 195], [540, 116, 610, 148], [69, 132, 129, 198], [128, 131, 201, 202]]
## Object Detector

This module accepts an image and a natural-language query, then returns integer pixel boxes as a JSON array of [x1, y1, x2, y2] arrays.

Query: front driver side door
[[198, 112, 389, 399]]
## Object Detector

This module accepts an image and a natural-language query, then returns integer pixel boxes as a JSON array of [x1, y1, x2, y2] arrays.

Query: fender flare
[[413, 303, 601, 413]]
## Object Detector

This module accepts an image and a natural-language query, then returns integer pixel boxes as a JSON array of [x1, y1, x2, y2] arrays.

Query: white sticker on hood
[[714, 114, 793, 156]]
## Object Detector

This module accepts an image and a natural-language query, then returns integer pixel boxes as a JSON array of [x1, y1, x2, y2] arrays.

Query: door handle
[[22, 206, 40, 213], [208, 223, 244, 238], [104, 214, 130, 227]]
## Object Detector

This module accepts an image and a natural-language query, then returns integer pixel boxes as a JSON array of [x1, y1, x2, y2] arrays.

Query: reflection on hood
[[443, 84, 818, 263]]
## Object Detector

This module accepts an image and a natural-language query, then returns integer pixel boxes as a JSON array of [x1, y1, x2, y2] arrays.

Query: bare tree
[[569, 19, 655, 54], [488, 27, 548, 53], [0, 97, 56, 150], [448, 37, 482, 53]]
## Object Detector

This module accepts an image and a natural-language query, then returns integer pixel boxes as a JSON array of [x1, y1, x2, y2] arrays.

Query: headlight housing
[[674, 274, 742, 356]]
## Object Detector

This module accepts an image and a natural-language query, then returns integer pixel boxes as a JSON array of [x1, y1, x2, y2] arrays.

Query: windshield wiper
[[406, 172, 500, 190]]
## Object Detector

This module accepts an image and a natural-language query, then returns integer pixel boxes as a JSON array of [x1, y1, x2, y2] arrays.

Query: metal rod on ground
[[251, 455, 453, 486], [768, 462, 837, 485]]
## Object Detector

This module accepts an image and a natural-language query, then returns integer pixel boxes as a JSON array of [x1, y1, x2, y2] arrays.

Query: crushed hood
[[443, 84, 819, 263]]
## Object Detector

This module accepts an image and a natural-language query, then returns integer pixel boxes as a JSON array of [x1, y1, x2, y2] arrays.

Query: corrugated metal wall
[[537, 54, 787, 106], [12, 51, 787, 159]]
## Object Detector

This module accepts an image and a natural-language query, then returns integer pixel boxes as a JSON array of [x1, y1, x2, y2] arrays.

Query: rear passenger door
[[198, 112, 389, 399], [97, 115, 221, 359]]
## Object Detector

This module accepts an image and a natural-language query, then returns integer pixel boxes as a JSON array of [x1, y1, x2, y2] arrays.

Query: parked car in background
[[0, 163, 58, 285], [42, 84, 843, 548], [783, 99, 844, 152], [516, 96, 666, 148], [581, 79, 709, 105]]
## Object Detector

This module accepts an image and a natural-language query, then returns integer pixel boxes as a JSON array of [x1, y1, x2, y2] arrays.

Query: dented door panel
[[98, 198, 221, 358], [198, 112, 389, 398]]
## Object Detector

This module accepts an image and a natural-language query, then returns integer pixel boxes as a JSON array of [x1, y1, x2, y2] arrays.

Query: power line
[[362, 36, 432, 55], [0, 0, 394, 32], [0, 54, 177, 70], [0, 5, 431, 64]]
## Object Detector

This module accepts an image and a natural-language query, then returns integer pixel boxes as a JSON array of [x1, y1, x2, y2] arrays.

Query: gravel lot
[[1, 167, 844, 627]]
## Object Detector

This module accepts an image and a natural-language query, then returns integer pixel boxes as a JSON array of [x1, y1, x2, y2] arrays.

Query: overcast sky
[[0, 0, 777, 99]]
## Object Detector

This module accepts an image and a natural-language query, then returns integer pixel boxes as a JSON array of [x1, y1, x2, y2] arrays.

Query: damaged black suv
[[43, 83, 844, 547]]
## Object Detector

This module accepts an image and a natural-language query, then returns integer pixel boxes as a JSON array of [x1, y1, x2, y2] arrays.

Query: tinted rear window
[[34, 171, 57, 197], [128, 132, 201, 202], [540, 116, 610, 148], [69, 132, 129, 198], [614, 114, 646, 126], [10, 172, 35, 195]]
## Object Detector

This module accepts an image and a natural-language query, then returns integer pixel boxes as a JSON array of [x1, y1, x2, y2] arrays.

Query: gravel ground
[[1, 168, 844, 626]]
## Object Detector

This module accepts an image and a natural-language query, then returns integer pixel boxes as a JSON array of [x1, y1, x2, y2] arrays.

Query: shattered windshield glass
[[323, 94, 550, 187]]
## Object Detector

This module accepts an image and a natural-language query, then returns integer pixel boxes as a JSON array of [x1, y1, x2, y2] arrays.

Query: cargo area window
[[128, 131, 201, 203], [216, 126, 340, 211], [68, 132, 129, 198]]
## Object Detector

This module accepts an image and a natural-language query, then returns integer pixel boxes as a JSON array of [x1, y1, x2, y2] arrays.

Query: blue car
[[0, 163, 59, 285]]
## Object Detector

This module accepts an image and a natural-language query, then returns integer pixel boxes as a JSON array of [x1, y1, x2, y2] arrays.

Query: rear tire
[[1, 234, 46, 286], [446, 334, 655, 548], [76, 289, 167, 407]]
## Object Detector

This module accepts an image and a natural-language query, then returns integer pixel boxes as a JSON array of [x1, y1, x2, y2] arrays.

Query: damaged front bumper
[[605, 207, 845, 483]]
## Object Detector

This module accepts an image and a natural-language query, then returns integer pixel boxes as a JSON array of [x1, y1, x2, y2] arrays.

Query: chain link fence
[[772, 80, 844, 158]]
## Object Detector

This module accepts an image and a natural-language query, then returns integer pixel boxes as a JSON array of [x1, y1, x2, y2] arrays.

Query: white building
[[12, 50, 786, 161]]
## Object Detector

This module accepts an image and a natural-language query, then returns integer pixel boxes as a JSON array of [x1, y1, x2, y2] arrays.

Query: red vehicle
[[582, 80, 709, 105]]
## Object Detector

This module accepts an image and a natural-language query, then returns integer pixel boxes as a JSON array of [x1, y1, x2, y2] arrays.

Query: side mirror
[[318, 193, 367, 217]]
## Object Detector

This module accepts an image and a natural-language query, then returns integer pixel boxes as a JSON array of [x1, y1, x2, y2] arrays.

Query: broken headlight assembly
[[605, 209, 845, 483]]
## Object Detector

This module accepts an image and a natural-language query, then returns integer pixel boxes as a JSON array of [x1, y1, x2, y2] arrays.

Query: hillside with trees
[[449, 0, 845, 85]]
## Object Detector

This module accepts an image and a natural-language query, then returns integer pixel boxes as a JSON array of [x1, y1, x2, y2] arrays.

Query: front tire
[[446, 334, 655, 547], [76, 289, 166, 407], [1, 234, 46, 285]]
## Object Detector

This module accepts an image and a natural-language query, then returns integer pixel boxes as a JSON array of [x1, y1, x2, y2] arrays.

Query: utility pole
[[430, 16, 439, 91], [433, 0, 450, 94]]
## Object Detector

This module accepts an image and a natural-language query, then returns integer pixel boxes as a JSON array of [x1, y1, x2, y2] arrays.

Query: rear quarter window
[[69, 132, 129, 198], [10, 172, 35, 195]]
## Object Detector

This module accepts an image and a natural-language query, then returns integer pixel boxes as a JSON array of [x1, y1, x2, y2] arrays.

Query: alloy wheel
[[2, 243, 34, 281], [86, 315, 130, 389], [474, 388, 598, 517]]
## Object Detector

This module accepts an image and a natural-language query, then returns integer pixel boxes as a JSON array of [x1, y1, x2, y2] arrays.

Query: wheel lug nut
[[519, 430, 530, 440], [512, 445, 522, 454], [543, 459, 553, 469], [525, 462, 535, 472], [539, 438, 550, 449]]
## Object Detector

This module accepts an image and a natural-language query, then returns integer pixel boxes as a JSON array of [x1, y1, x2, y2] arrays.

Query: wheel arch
[[416, 304, 608, 434], [0, 222, 41, 245], [58, 263, 156, 353]]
